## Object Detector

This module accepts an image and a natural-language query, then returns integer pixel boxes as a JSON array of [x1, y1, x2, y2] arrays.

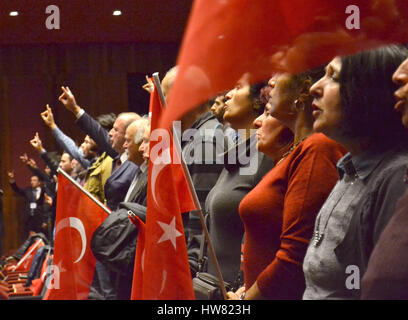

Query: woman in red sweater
[[228, 68, 347, 300]]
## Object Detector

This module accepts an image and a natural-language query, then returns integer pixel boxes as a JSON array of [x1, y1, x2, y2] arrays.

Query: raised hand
[[44, 193, 53, 206], [27, 158, 38, 168], [58, 86, 81, 115], [7, 170, 14, 181], [142, 75, 154, 93], [30, 132, 44, 153], [19, 153, 29, 164], [41, 104, 57, 130]]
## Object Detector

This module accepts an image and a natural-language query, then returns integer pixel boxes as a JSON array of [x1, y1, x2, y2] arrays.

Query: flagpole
[[11, 239, 43, 272], [57, 168, 111, 216], [152, 72, 229, 300]]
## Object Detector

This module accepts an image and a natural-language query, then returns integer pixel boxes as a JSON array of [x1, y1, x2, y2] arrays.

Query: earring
[[294, 99, 305, 111]]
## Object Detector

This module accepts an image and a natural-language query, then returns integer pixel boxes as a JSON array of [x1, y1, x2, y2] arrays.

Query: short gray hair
[[134, 116, 151, 144]]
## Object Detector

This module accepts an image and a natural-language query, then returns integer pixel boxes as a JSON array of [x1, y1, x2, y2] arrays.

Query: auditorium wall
[[0, 42, 179, 252]]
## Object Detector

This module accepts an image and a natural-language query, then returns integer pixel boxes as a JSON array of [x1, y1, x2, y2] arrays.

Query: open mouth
[[311, 102, 322, 118], [395, 99, 406, 112]]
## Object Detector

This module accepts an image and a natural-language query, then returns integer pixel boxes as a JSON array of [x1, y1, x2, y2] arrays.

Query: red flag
[[161, 0, 408, 128], [131, 84, 196, 300], [129, 214, 145, 300], [44, 174, 108, 300], [30, 253, 51, 296], [9, 239, 44, 273]]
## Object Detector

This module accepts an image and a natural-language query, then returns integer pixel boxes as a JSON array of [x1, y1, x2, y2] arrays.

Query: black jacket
[[10, 181, 47, 233]]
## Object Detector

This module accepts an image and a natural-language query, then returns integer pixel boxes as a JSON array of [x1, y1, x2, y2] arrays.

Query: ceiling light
[[113, 10, 122, 16], [9, 11, 19, 17]]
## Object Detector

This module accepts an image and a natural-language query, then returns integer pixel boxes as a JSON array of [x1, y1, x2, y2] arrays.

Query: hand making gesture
[[142, 75, 154, 93], [7, 170, 14, 181], [44, 193, 53, 207], [19, 153, 29, 164], [30, 132, 44, 153], [59, 86, 81, 115], [41, 104, 57, 130]]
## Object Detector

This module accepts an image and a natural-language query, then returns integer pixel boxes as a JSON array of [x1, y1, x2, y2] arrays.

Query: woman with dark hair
[[200, 78, 276, 288], [303, 45, 408, 300], [358, 56, 408, 300], [227, 68, 346, 300]]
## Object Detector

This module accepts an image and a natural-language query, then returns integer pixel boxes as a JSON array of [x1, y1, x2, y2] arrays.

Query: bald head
[[109, 112, 140, 154], [162, 66, 178, 100]]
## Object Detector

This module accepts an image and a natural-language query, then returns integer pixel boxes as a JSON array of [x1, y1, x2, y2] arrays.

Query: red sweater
[[239, 133, 346, 299]]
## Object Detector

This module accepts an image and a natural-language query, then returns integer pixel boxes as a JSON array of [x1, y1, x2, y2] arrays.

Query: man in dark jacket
[[7, 171, 46, 237], [88, 118, 149, 300], [58, 86, 139, 211]]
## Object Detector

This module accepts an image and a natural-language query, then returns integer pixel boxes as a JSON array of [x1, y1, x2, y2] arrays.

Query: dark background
[[0, 0, 192, 252]]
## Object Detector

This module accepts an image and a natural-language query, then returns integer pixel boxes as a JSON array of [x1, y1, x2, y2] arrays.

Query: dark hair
[[292, 66, 326, 92], [291, 65, 326, 112], [96, 113, 116, 131], [339, 45, 408, 147], [47, 151, 61, 164], [250, 82, 268, 115], [62, 152, 73, 161], [209, 91, 227, 106]]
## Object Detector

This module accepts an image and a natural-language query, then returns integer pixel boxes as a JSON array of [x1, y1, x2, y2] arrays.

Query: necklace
[[312, 180, 345, 247], [276, 136, 308, 165], [312, 216, 325, 247], [312, 175, 362, 247]]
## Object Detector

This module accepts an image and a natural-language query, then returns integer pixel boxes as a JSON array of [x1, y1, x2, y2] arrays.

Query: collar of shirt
[[120, 152, 128, 164], [33, 187, 41, 199], [337, 149, 388, 180], [139, 161, 148, 173]]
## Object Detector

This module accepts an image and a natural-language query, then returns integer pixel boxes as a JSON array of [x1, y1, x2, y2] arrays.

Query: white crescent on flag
[[55, 217, 87, 264], [151, 146, 171, 209]]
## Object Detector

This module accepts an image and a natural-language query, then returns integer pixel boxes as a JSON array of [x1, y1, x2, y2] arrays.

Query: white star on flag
[[48, 261, 67, 280], [157, 216, 183, 249], [55, 261, 67, 274]]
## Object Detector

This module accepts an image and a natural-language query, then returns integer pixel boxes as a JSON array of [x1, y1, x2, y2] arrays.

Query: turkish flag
[[44, 173, 108, 300], [131, 84, 196, 300], [129, 214, 145, 300], [10, 239, 44, 273], [30, 252, 51, 296], [160, 0, 408, 128]]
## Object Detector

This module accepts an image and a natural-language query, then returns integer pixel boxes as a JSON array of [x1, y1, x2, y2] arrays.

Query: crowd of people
[[2, 43, 408, 300]]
